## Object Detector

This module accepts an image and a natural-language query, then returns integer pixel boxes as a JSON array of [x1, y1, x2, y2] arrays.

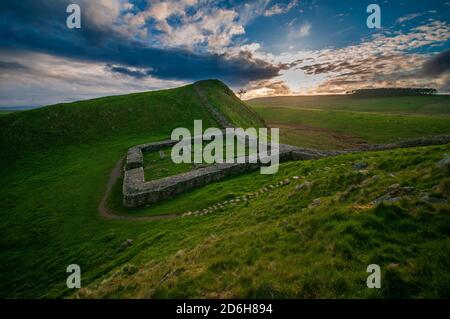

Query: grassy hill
[[248, 95, 450, 150], [196, 80, 265, 128], [0, 80, 263, 159], [81, 143, 450, 298], [248, 95, 450, 115], [0, 81, 449, 298], [0, 80, 261, 298]]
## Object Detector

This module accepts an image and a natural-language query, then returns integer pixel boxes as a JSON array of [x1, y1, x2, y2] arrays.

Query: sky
[[0, 0, 449, 107]]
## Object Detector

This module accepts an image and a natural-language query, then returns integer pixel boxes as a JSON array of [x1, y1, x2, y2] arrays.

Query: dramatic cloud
[[0, 0, 282, 86], [242, 19, 450, 96], [422, 50, 450, 76], [243, 79, 292, 98], [0, 51, 185, 107], [296, 23, 312, 38], [396, 13, 423, 24], [106, 64, 150, 79], [264, 0, 298, 17], [0, 0, 449, 106]]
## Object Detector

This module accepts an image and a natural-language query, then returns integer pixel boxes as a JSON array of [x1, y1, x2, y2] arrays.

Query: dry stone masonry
[[123, 134, 450, 208]]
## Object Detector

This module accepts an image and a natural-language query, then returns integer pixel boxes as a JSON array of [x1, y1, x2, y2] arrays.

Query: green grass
[[1, 80, 449, 299], [79, 143, 450, 298], [0, 80, 254, 298], [197, 80, 266, 128], [249, 96, 450, 150], [0, 84, 218, 158], [143, 147, 195, 181], [143, 140, 256, 181], [249, 95, 450, 115]]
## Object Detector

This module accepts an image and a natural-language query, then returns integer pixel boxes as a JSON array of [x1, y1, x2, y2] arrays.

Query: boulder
[[295, 181, 311, 192], [353, 162, 368, 170], [120, 239, 134, 250]]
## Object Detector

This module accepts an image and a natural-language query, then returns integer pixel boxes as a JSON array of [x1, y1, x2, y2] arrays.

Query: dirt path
[[98, 155, 178, 222]]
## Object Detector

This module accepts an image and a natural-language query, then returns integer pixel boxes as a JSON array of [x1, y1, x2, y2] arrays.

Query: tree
[[237, 89, 247, 99]]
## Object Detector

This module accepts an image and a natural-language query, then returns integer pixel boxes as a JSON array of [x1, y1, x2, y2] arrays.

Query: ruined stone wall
[[123, 134, 450, 208], [122, 132, 306, 208]]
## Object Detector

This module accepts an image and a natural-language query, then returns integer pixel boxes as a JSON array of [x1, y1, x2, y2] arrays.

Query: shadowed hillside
[[0, 80, 264, 159], [0, 80, 263, 298]]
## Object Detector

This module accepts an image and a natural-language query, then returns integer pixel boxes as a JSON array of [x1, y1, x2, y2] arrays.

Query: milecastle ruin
[[122, 82, 450, 208]]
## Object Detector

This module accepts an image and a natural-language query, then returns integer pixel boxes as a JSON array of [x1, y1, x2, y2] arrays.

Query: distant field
[[249, 95, 450, 115], [249, 95, 450, 150]]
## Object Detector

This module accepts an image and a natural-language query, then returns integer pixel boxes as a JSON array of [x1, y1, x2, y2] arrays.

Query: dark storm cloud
[[0, 61, 30, 72], [422, 50, 450, 76], [0, 0, 282, 85], [298, 61, 354, 75], [106, 64, 149, 79]]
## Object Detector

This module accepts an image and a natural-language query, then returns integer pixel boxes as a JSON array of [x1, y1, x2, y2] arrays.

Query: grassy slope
[[249, 95, 450, 150], [249, 95, 450, 115], [0, 80, 254, 298], [1, 82, 449, 298], [197, 80, 266, 128], [80, 144, 450, 298], [143, 140, 255, 181], [0, 85, 218, 156]]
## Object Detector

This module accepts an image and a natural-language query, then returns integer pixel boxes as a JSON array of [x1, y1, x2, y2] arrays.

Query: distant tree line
[[346, 88, 437, 97]]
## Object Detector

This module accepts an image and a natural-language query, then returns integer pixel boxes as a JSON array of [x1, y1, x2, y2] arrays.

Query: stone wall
[[123, 134, 450, 208]]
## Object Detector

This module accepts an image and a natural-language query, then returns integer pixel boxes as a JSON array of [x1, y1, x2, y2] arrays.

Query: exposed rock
[[387, 183, 401, 192], [386, 184, 415, 196], [402, 186, 415, 194], [293, 176, 300, 180], [372, 194, 401, 205], [308, 198, 322, 208], [339, 185, 359, 202], [438, 155, 450, 168], [120, 239, 133, 249], [353, 162, 368, 170], [421, 194, 447, 203], [295, 181, 311, 192]]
